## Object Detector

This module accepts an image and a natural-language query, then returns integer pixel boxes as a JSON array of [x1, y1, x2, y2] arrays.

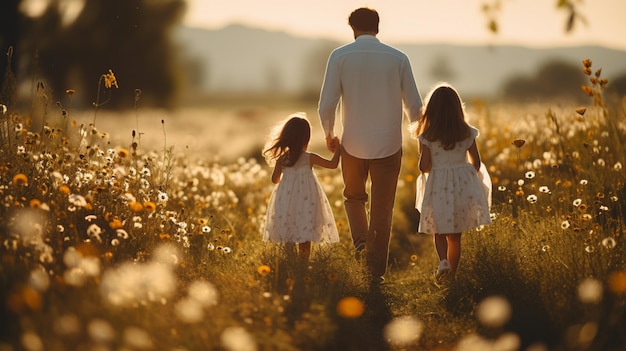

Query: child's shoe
[[435, 259, 451, 283]]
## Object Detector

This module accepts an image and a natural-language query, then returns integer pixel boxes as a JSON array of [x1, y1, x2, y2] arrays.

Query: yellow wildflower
[[103, 69, 119, 89]]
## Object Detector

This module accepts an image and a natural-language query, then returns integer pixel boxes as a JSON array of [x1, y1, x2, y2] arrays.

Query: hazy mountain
[[174, 24, 626, 99]]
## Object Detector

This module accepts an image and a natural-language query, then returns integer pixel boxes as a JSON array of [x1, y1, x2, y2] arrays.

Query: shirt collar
[[355, 34, 379, 42]]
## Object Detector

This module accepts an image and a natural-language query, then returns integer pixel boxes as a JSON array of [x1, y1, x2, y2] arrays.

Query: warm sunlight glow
[[184, 0, 626, 50]]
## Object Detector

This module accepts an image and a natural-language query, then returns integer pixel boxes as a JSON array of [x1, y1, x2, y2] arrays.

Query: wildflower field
[[1, 61, 625, 351]]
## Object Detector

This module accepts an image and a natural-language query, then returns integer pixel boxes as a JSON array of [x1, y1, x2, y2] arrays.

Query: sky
[[184, 0, 626, 50]]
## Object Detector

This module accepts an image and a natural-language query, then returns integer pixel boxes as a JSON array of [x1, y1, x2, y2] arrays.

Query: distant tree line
[[501, 60, 586, 102], [0, 0, 186, 110], [501, 60, 626, 102]]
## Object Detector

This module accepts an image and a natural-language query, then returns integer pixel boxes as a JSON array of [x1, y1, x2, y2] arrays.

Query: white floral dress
[[263, 152, 340, 243], [415, 127, 492, 234]]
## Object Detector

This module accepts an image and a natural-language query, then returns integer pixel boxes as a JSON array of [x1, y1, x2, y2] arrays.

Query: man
[[318, 7, 422, 282]]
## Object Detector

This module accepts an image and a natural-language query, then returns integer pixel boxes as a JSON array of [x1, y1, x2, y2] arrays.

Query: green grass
[[1, 62, 625, 350]]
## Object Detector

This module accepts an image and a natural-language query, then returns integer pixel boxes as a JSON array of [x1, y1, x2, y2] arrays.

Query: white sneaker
[[436, 259, 451, 282]]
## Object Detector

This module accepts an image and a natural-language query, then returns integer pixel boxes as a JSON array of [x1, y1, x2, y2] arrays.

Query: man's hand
[[326, 135, 339, 153]]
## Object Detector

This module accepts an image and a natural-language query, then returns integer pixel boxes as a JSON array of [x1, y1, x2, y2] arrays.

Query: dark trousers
[[341, 146, 402, 277]]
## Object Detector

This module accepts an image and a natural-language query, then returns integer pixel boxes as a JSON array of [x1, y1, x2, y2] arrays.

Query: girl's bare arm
[[418, 142, 432, 173], [310, 145, 340, 170], [271, 160, 283, 184], [467, 141, 481, 171]]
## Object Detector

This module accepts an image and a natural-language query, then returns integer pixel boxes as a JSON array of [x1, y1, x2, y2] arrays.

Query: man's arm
[[401, 58, 423, 124], [318, 52, 341, 149]]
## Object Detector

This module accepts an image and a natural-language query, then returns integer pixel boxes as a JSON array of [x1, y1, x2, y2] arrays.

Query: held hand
[[332, 137, 341, 154], [326, 135, 339, 153]]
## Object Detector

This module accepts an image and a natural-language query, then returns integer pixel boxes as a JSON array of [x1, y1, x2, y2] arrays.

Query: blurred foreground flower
[[578, 278, 603, 304], [384, 316, 423, 346], [123, 327, 153, 350], [336, 296, 364, 319], [100, 246, 177, 306], [456, 332, 521, 351], [476, 295, 511, 328], [608, 271, 626, 294], [221, 327, 257, 351]]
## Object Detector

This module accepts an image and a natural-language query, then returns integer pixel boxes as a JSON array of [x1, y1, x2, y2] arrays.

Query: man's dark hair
[[348, 7, 379, 33]]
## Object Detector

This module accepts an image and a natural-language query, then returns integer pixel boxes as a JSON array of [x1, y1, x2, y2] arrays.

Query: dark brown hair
[[348, 7, 379, 33], [263, 115, 311, 167], [418, 83, 470, 150]]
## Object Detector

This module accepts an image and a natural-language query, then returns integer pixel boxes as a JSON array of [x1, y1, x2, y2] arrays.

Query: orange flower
[[117, 148, 129, 158], [257, 265, 271, 276], [129, 201, 144, 213], [108, 218, 123, 230], [29, 199, 42, 208], [12, 173, 28, 185], [608, 271, 626, 295], [58, 184, 71, 195], [143, 201, 157, 212], [336, 296, 364, 319]]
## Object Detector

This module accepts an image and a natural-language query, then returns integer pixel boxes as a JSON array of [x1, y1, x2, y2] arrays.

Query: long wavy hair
[[262, 114, 311, 167], [413, 82, 470, 150]]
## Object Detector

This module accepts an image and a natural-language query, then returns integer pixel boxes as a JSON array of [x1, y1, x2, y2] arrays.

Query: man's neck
[[353, 29, 377, 39]]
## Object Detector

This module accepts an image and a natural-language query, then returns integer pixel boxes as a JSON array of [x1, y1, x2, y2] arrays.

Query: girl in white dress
[[262, 114, 341, 260], [412, 83, 492, 282]]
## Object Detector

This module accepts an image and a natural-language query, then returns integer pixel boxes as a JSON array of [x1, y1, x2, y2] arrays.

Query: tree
[[11, 0, 186, 110], [502, 59, 586, 101], [0, 0, 20, 108]]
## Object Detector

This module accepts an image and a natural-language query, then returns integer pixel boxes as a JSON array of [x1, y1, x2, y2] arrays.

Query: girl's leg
[[446, 233, 462, 274], [285, 242, 297, 256], [434, 234, 448, 261], [299, 241, 311, 261]]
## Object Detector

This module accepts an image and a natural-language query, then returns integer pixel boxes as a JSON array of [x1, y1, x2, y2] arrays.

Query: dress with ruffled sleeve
[[415, 127, 492, 234]]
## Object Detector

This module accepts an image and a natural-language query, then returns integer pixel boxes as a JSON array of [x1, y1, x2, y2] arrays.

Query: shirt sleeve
[[317, 51, 341, 138], [401, 57, 422, 124]]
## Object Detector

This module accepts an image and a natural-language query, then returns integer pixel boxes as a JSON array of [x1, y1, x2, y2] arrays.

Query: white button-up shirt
[[318, 35, 422, 159]]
